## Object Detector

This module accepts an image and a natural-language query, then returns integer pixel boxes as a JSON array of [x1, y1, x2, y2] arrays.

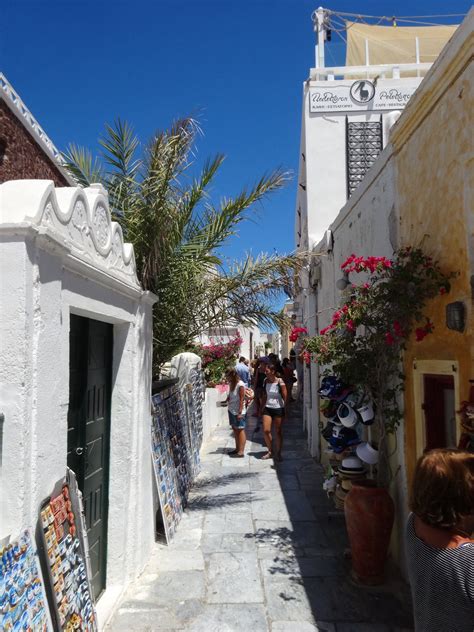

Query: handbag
[[244, 387, 254, 403]]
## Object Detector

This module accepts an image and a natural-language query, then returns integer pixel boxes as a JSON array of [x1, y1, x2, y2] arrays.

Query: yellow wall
[[394, 60, 473, 486]]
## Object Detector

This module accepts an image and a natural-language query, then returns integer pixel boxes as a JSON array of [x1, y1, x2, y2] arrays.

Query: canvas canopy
[[345, 22, 458, 67]]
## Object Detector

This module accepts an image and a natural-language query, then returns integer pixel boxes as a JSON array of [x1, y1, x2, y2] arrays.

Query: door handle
[[75, 447, 84, 455]]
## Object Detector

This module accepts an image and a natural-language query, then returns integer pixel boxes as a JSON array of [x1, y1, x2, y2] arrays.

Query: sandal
[[227, 449, 238, 455], [229, 452, 245, 458], [261, 452, 273, 460]]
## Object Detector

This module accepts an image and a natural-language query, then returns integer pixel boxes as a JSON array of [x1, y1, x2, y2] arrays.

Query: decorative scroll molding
[[0, 180, 141, 289]]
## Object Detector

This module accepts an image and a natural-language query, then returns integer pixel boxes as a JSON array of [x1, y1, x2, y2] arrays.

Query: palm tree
[[63, 118, 301, 372]]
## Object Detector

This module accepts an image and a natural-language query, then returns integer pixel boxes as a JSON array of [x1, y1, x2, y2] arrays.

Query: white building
[[0, 180, 156, 625], [294, 9, 457, 458], [294, 8, 466, 573]]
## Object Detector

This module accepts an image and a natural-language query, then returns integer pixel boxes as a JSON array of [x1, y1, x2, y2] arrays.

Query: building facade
[[294, 10, 471, 571], [0, 180, 157, 625]]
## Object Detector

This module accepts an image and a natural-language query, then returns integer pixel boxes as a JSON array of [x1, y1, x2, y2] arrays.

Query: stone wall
[[0, 101, 69, 185]]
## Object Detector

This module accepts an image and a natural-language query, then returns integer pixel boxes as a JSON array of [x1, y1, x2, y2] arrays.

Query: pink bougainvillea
[[289, 326, 308, 342], [341, 254, 393, 274], [199, 334, 243, 366], [302, 350, 311, 366], [302, 247, 456, 438], [415, 320, 434, 342]]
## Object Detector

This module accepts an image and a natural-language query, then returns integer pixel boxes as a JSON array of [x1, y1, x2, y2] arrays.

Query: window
[[346, 118, 383, 197]]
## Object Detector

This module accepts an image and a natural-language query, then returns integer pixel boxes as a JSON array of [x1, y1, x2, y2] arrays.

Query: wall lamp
[[336, 272, 350, 291], [446, 301, 465, 332]]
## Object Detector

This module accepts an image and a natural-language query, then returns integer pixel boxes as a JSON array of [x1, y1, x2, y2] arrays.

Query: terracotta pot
[[344, 479, 394, 585]]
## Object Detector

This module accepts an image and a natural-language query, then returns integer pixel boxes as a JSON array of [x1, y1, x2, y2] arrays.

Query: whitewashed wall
[[0, 180, 156, 626], [300, 77, 421, 247]]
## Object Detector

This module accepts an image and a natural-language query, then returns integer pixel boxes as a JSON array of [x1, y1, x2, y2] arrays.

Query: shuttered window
[[346, 118, 383, 197]]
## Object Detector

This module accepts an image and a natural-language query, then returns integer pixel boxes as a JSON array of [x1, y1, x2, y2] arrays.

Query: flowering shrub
[[303, 247, 455, 484], [289, 326, 308, 342], [192, 335, 243, 385]]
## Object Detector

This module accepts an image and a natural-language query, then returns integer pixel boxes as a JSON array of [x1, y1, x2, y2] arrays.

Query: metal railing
[[310, 62, 432, 81]]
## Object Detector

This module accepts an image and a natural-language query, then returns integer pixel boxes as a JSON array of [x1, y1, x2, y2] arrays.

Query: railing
[[0, 72, 63, 163], [310, 62, 432, 81]]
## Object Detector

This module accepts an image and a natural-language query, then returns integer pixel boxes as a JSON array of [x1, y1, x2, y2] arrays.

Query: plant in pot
[[303, 247, 455, 583]]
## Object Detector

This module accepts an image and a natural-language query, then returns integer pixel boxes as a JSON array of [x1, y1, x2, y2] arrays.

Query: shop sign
[[309, 79, 420, 113]]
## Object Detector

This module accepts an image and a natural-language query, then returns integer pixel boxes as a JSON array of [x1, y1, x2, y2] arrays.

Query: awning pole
[[314, 7, 327, 71]]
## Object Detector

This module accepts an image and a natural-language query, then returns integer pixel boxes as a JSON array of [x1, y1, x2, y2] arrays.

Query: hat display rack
[[319, 375, 379, 509]]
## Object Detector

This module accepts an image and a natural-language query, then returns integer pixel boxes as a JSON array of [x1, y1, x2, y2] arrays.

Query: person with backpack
[[260, 362, 288, 461]]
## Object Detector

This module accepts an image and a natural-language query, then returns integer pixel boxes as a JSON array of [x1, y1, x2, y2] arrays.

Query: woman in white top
[[261, 363, 288, 461], [225, 368, 247, 458]]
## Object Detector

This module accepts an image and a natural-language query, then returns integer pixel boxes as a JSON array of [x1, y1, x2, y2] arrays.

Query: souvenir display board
[[39, 477, 98, 632], [151, 386, 185, 543], [164, 384, 193, 503], [189, 368, 205, 454], [0, 528, 53, 632]]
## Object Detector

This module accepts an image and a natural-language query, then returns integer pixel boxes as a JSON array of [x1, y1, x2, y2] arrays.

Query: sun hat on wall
[[356, 441, 379, 464], [328, 427, 360, 453], [337, 402, 359, 428], [357, 401, 375, 425]]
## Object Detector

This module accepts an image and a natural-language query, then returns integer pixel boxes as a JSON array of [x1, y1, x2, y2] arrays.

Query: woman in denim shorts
[[261, 363, 288, 461], [225, 368, 247, 458]]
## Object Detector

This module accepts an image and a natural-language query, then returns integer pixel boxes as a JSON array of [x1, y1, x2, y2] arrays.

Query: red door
[[422, 374, 455, 450]]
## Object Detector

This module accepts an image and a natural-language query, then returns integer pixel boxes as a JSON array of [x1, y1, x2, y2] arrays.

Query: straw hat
[[340, 478, 353, 492], [337, 455, 366, 475]]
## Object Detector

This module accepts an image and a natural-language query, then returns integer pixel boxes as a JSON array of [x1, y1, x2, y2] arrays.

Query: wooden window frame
[[412, 359, 461, 458]]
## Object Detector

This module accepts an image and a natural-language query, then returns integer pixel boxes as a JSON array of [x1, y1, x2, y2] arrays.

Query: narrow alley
[[107, 403, 414, 632]]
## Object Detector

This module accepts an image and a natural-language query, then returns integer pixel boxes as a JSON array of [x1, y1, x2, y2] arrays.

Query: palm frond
[[62, 144, 105, 187], [99, 119, 141, 180], [180, 168, 289, 260]]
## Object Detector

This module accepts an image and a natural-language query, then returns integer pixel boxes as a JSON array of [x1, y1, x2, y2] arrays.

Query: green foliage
[[303, 248, 456, 485], [63, 118, 302, 372]]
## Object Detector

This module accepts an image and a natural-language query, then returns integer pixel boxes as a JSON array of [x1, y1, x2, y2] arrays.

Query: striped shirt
[[406, 513, 474, 632]]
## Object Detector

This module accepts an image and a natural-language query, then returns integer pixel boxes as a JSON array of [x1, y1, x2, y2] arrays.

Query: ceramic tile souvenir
[[39, 477, 99, 632], [0, 529, 53, 632]]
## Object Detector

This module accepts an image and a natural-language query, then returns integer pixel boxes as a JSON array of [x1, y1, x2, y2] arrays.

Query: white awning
[[346, 22, 458, 67]]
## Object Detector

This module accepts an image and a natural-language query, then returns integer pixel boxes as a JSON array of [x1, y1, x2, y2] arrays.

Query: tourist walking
[[260, 362, 288, 461], [252, 356, 269, 430], [282, 357, 296, 401], [406, 448, 474, 631], [235, 356, 250, 386], [224, 368, 247, 457]]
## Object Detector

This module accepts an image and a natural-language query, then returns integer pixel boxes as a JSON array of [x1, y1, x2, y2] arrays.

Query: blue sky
[[1, 1, 467, 265]]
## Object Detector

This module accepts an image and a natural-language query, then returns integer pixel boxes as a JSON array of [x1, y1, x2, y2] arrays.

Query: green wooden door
[[68, 315, 113, 600]]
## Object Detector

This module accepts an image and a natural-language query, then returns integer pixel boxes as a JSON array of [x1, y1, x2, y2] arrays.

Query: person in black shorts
[[260, 362, 288, 461]]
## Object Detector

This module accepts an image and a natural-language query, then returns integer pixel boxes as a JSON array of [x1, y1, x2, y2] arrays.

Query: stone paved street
[[106, 401, 414, 631]]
